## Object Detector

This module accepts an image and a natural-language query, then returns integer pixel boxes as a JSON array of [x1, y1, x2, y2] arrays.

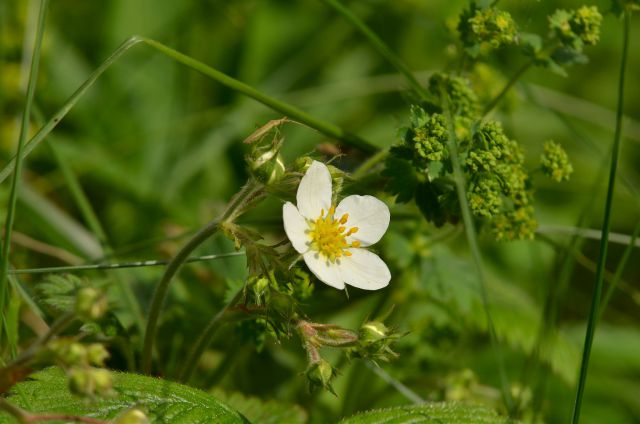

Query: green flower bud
[[468, 8, 518, 48], [86, 343, 110, 367], [68, 368, 91, 397], [540, 140, 573, 182], [359, 321, 390, 344], [571, 6, 602, 46], [306, 359, 334, 392], [46, 339, 87, 367], [114, 409, 150, 424], [412, 113, 448, 163], [68, 367, 113, 398], [75, 287, 108, 321], [549, 6, 602, 51], [92, 368, 113, 396]]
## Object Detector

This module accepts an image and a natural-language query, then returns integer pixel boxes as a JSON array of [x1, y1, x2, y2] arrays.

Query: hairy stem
[[141, 180, 264, 374], [571, 11, 630, 424]]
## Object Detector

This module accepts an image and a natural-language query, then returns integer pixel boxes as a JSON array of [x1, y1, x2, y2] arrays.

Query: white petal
[[335, 195, 390, 247], [282, 202, 310, 254], [338, 248, 390, 291], [303, 251, 345, 290], [297, 160, 332, 220]]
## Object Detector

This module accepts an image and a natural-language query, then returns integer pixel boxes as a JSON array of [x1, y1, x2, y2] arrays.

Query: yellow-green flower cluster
[[540, 140, 573, 182], [413, 113, 448, 163], [458, 5, 518, 56], [549, 6, 602, 51], [463, 121, 536, 240], [468, 8, 518, 48]]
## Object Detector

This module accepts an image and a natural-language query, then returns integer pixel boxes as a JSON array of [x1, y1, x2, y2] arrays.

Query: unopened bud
[[306, 359, 334, 391], [68, 367, 113, 398], [359, 321, 389, 344], [87, 344, 110, 367], [47, 339, 87, 367], [75, 288, 108, 321], [114, 409, 150, 424]]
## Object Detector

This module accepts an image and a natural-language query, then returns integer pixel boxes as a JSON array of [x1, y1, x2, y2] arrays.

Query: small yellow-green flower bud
[[68, 367, 113, 397], [68, 368, 91, 397], [114, 409, 150, 424], [86, 343, 110, 367], [306, 359, 334, 391], [75, 287, 108, 321], [92, 368, 113, 396], [540, 140, 573, 182], [359, 321, 389, 344], [468, 8, 518, 48], [47, 339, 87, 367]]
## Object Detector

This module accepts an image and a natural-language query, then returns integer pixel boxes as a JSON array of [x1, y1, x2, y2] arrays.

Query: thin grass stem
[[9, 252, 244, 275], [571, 12, 630, 424], [600, 221, 640, 318], [483, 61, 532, 117], [0, 0, 49, 348], [444, 104, 514, 413], [0, 36, 378, 186], [321, 0, 429, 101]]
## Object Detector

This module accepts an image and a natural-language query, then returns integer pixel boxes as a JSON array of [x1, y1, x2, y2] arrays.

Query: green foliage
[[387, 92, 539, 240], [1, 367, 249, 423], [211, 389, 308, 424], [339, 402, 513, 424]]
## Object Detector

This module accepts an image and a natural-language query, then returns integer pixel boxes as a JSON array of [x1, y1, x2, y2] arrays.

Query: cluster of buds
[[540, 140, 573, 182], [297, 317, 400, 392], [549, 6, 602, 52], [68, 367, 113, 398], [391, 76, 546, 241], [40, 338, 113, 398], [458, 4, 518, 56], [75, 287, 108, 321]]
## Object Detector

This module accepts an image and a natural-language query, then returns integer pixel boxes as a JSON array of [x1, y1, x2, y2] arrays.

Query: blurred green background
[[1, 0, 639, 422]]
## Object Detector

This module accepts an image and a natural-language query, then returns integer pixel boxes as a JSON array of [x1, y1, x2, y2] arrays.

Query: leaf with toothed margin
[[338, 402, 514, 424], [0, 367, 249, 424]]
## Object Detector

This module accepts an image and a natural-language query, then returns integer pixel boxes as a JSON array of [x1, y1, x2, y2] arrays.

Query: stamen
[[307, 205, 359, 261], [346, 227, 359, 235]]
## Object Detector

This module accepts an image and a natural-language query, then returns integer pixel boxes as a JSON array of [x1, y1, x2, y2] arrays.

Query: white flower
[[282, 160, 391, 290]]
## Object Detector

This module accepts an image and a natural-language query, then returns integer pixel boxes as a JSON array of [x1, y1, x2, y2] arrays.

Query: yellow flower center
[[307, 206, 360, 262]]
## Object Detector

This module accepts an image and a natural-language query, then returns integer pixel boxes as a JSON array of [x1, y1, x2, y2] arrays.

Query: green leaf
[[383, 154, 417, 204], [211, 389, 308, 424], [1, 367, 249, 424], [338, 402, 513, 424]]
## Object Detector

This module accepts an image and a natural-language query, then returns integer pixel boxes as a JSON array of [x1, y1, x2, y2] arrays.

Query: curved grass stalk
[[571, 11, 631, 424], [0, 0, 49, 347], [141, 180, 265, 374], [0, 36, 378, 187]]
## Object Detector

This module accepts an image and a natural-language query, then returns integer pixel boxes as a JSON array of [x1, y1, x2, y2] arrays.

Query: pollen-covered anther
[[308, 205, 361, 262]]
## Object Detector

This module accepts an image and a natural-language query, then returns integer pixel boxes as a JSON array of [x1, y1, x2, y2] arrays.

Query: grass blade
[[571, 11, 631, 424], [0, 0, 49, 345], [321, 0, 429, 100]]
